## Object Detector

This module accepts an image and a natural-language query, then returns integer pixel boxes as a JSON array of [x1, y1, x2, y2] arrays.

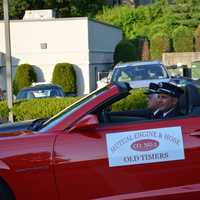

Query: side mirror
[[70, 114, 99, 131]]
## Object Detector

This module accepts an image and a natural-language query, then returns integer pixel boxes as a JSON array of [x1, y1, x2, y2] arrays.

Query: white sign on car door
[[106, 126, 185, 167]]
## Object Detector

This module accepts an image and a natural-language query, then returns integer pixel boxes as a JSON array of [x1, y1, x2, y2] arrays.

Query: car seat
[[185, 84, 200, 115], [177, 89, 188, 115]]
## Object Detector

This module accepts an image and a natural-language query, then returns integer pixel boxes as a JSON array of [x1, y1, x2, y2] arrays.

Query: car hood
[[0, 120, 34, 133]]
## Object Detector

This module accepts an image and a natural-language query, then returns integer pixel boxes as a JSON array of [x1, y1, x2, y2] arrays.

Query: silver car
[[111, 60, 170, 88]]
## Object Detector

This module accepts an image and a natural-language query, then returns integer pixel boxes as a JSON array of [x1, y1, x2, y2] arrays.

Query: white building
[[0, 17, 122, 95]]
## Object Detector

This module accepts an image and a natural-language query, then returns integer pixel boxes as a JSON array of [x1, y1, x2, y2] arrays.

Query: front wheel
[[0, 180, 14, 200]]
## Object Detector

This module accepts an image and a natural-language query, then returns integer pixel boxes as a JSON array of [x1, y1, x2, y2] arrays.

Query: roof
[[0, 17, 121, 30], [114, 60, 162, 68]]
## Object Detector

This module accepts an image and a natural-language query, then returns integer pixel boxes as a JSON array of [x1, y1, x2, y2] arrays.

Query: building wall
[[162, 52, 200, 68], [0, 18, 90, 95], [0, 17, 122, 95], [88, 20, 122, 91]]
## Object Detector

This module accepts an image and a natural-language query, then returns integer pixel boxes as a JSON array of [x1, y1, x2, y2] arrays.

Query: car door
[[54, 115, 200, 200]]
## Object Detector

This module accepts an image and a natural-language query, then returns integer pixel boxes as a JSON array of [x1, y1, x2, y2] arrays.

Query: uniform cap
[[157, 82, 183, 98], [144, 83, 159, 94]]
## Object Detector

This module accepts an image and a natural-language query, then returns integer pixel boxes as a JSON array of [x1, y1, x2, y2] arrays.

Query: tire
[[0, 180, 14, 200]]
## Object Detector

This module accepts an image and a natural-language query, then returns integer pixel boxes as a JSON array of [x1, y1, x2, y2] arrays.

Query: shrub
[[112, 89, 147, 111], [52, 63, 77, 95], [195, 25, 200, 51], [0, 89, 147, 121], [12, 97, 80, 121], [0, 101, 9, 121], [113, 40, 136, 65], [13, 64, 37, 95], [150, 32, 171, 60], [172, 26, 194, 52]]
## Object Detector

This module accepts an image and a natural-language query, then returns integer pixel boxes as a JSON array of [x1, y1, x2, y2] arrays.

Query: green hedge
[[112, 89, 147, 111], [12, 97, 80, 121], [0, 89, 147, 122], [0, 101, 10, 121], [0, 97, 80, 122], [52, 63, 77, 95], [13, 64, 37, 95]]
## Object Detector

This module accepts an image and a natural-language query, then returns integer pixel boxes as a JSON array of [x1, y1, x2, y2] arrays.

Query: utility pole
[[3, 0, 13, 122]]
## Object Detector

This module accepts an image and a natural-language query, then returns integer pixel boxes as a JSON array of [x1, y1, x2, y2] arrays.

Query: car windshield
[[112, 64, 168, 82], [39, 85, 109, 132]]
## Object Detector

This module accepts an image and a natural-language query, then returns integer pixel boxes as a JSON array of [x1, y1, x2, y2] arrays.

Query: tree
[[130, 36, 150, 60], [141, 38, 150, 60], [150, 32, 171, 60], [0, 1, 3, 20], [69, 0, 106, 17], [9, 0, 30, 19], [113, 40, 136, 65], [195, 25, 200, 51], [3, 0, 106, 19], [172, 26, 194, 52]]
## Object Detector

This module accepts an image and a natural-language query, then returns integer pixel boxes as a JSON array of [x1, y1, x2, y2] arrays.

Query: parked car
[[97, 70, 113, 88], [16, 83, 65, 100], [97, 61, 195, 89], [111, 60, 170, 88], [97, 61, 170, 88], [0, 82, 200, 199]]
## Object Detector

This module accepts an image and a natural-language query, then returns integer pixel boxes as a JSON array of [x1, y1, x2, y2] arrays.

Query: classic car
[[0, 82, 200, 200]]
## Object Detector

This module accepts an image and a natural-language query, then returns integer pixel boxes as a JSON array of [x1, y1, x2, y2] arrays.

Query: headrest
[[186, 84, 200, 112]]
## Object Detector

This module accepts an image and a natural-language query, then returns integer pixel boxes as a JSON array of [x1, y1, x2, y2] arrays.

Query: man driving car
[[110, 82, 160, 118], [153, 82, 184, 119]]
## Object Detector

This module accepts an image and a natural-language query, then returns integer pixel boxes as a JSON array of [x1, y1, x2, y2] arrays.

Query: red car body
[[0, 83, 200, 200]]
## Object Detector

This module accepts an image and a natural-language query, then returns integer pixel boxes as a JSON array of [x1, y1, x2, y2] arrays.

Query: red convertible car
[[1, 82, 200, 200]]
